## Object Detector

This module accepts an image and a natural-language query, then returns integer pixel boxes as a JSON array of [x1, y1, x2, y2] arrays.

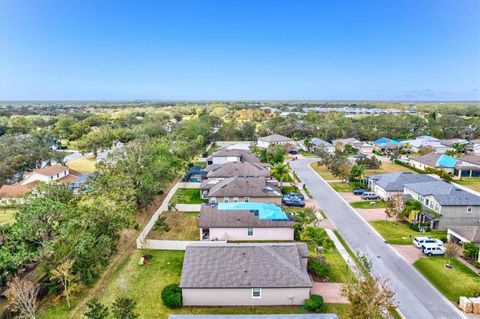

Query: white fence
[[175, 204, 202, 212], [142, 239, 227, 250], [136, 182, 201, 249]]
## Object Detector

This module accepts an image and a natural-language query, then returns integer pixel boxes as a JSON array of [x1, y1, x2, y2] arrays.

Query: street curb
[[306, 161, 467, 319]]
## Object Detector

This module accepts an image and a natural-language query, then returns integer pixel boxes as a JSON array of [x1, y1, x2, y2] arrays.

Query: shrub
[[308, 257, 330, 279], [153, 216, 171, 234], [300, 226, 326, 246], [304, 294, 324, 312], [463, 242, 480, 262], [409, 223, 431, 232], [161, 284, 182, 309]]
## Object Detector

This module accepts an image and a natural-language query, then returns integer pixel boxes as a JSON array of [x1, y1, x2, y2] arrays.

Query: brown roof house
[[200, 177, 282, 205], [21, 164, 75, 185], [199, 202, 294, 241], [0, 183, 36, 205], [179, 242, 311, 306], [206, 162, 270, 179], [409, 153, 480, 177], [207, 148, 260, 165]]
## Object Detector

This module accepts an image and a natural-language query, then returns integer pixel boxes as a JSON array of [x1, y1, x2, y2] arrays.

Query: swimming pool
[[217, 202, 289, 220]]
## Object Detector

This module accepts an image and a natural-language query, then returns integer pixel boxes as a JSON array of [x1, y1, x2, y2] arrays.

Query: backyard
[[169, 188, 207, 205], [455, 177, 480, 192], [38, 249, 350, 319], [370, 221, 447, 245], [414, 257, 480, 303], [66, 155, 97, 174], [147, 212, 199, 241]]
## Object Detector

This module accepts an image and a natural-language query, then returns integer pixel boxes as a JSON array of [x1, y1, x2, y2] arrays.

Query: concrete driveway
[[391, 245, 423, 264], [311, 282, 348, 303], [290, 158, 466, 319]]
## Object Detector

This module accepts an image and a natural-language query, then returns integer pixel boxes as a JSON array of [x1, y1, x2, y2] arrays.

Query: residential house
[[205, 161, 270, 180], [199, 202, 294, 241], [200, 177, 282, 205], [300, 138, 335, 153], [169, 315, 339, 319], [67, 173, 94, 193], [179, 243, 311, 306], [403, 180, 480, 229], [0, 183, 36, 205], [400, 136, 448, 153], [409, 153, 480, 177], [332, 138, 374, 154], [373, 137, 400, 152], [470, 140, 480, 155], [207, 148, 260, 165], [447, 226, 480, 262], [20, 164, 75, 185], [366, 172, 437, 199], [440, 138, 470, 149], [257, 134, 294, 149]]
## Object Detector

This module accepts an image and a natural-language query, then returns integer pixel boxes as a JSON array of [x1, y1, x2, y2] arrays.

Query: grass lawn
[[310, 163, 337, 180], [323, 247, 356, 283], [281, 185, 300, 194], [66, 155, 97, 173], [0, 208, 16, 225], [169, 188, 207, 205], [364, 161, 415, 176], [300, 150, 317, 158], [191, 161, 207, 168], [147, 212, 199, 240], [456, 177, 480, 192], [350, 201, 387, 209], [414, 257, 480, 303], [38, 249, 350, 319], [369, 221, 447, 245], [329, 182, 364, 193]]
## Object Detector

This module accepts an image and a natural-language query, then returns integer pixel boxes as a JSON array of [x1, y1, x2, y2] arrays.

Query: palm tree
[[272, 163, 290, 186]]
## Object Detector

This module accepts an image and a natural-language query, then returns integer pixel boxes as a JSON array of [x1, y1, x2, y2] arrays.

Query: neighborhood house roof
[[206, 162, 270, 178], [0, 183, 36, 198], [373, 137, 399, 147], [461, 155, 480, 166], [201, 177, 281, 198], [311, 138, 333, 147], [179, 243, 311, 289], [32, 164, 69, 177], [199, 203, 293, 228], [449, 226, 480, 243], [412, 153, 452, 168], [367, 172, 436, 192], [440, 139, 469, 147], [258, 134, 293, 143], [210, 148, 260, 163], [404, 181, 480, 206]]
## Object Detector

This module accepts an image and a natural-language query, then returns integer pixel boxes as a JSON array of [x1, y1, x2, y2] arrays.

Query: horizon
[[1, 0, 479, 101]]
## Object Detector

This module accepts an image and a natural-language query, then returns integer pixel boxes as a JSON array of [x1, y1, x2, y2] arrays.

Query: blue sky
[[1, 0, 479, 101]]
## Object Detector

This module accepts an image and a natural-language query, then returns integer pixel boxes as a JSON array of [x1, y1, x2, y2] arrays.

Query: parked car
[[353, 188, 367, 195], [286, 193, 304, 200], [361, 192, 380, 200], [421, 243, 446, 256], [282, 196, 305, 207], [413, 237, 443, 248]]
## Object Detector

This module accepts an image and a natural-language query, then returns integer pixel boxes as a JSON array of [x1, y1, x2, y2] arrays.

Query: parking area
[[390, 244, 423, 264], [339, 192, 360, 203]]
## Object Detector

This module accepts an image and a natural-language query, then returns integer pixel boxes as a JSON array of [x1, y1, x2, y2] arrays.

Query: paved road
[[290, 158, 465, 319]]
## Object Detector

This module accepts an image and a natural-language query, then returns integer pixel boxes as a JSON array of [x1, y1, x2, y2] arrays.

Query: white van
[[421, 243, 446, 256], [413, 236, 443, 248]]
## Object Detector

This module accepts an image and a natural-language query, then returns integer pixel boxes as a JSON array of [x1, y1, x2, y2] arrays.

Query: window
[[244, 197, 250, 202], [224, 197, 229, 203], [233, 197, 239, 203], [247, 228, 253, 236], [56, 173, 59, 178], [425, 199, 429, 206], [252, 288, 261, 298], [467, 206, 472, 214]]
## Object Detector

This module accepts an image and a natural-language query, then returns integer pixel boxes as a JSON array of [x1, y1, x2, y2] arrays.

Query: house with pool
[[199, 202, 294, 241]]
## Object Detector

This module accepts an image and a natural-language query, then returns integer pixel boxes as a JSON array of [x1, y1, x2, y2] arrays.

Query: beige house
[[180, 243, 311, 306], [21, 164, 72, 185], [332, 138, 373, 153], [257, 134, 294, 149], [207, 148, 260, 165], [200, 176, 282, 205], [205, 161, 270, 179], [199, 202, 294, 241], [0, 183, 36, 206]]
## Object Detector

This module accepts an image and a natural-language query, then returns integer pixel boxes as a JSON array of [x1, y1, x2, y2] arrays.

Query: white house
[[180, 243, 311, 306], [21, 164, 71, 185], [207, 148, 260, 165], [199, 202, 294, 241], [257, 134, 294, 149], [366, 172, 436, 200]]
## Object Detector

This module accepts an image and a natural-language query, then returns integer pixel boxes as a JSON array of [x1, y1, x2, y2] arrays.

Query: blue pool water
[[217, 202, 289, 220]]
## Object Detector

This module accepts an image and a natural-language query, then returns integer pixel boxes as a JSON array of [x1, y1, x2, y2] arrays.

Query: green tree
[[112, 297, 138, 319], [84, 298, 109, 319], [271, 163, 290, 186], [350, 164, 364, 181]]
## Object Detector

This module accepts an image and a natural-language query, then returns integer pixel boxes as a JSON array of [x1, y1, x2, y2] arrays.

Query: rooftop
[[206, 161, 270, 178], [199, 203, 293, 228], [449, 226, 480, 243], [404, 180, 480, 206], [32, 164, 69, 177], [209, 148, 260, 163], [179, 243, 311, 289], [367, 172, 436, 191], [201, 177, 281, 198], [258, 134, 293, 143]]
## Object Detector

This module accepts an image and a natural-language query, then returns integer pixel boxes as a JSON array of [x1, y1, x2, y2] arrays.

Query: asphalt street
[[290, 158, 465, 319]]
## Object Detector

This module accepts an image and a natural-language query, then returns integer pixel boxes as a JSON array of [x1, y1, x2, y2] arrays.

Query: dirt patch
[[356, 208, 392, 222], [339, 192, 361, 203], [311, 282, 348, 303]]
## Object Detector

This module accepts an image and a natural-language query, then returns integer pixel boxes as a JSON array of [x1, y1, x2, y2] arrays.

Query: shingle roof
[[411, 153, 442, 167], [449, 226, 480, 243], [169, 315, 338, 319], [202, 177, 281, 198], [0, 183, 36, 198], [404, 180, 480, 206], [367, 172, 436, 192], [206, 162, 270, 178], [258, 134, 293, 143], [210, 148, 260, 163], [179, 243, 311, 289], [199, 203, 294, 228], [440, 139, 469, 147], [311, 138, 333, 147], [32, 164, 69, 177], [461, 155, 480, 166]]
